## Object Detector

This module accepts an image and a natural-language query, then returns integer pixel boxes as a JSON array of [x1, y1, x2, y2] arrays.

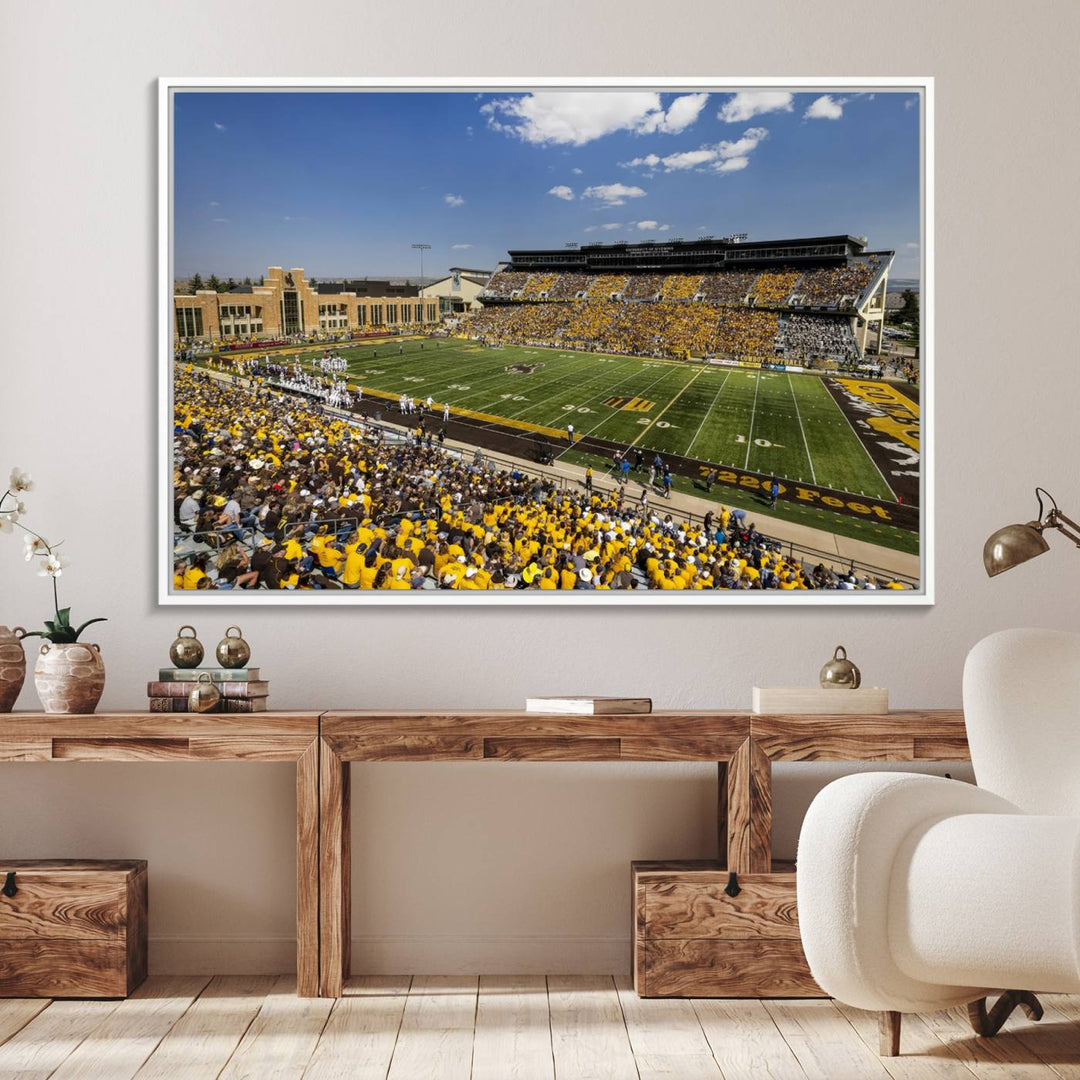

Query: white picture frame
[[159, 76, 933, 606]]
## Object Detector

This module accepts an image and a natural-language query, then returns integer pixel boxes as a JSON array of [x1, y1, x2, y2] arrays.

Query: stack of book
[[524, 696, 652, 715], [148, 668, 269, 713]]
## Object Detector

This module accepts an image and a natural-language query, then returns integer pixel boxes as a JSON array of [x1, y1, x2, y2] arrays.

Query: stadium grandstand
[[465, 234, 891, 365]]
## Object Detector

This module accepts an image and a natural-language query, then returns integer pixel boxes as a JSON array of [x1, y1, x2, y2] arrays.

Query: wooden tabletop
[[320, 709, 969, 762], [321, 710, 751, 762], [0, 712, 320, 762], [750, 709, 968, 760]]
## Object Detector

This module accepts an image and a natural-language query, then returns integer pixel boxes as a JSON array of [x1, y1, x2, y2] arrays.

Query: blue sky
[[174, 88, 921, 281]]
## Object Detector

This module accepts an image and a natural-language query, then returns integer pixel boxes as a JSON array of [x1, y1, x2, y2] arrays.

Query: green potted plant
[[1, 468, 108, 714]]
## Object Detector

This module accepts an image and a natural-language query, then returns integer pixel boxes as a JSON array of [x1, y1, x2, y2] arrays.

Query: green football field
[[199, 336, 919, 557], [261, 337, 895, 498]]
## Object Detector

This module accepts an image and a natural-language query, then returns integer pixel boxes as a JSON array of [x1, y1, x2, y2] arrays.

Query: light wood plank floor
[[1, 975, 1078, 1080]]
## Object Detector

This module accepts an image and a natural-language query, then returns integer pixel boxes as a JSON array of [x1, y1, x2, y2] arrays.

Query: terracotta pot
[[34, 642, 106, 715], [0, 626, 27, 713]]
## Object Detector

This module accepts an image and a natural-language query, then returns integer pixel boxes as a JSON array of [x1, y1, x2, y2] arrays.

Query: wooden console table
[[2, 708, 971, 999], [318, 709, 969, 998], [0, 712, 321, 997]]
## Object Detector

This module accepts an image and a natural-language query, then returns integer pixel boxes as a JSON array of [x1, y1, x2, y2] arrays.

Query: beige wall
[[3, 0, 1079, 974]]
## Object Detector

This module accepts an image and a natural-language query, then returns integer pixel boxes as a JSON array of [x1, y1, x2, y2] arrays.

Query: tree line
[[181, 274, 262, 293]]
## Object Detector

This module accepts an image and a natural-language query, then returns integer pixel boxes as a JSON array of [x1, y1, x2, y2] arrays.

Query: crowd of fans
[[521, 273, 559, 298], [621, 274, 665, 300], [485, 267, 878, 310], [778, 315, 860, 362], [171, 368, 901, 592], [750, 270, 802, 306], [660, 274, 704, 301], [697, 272, 757, 304], [467, 301, 786, 360], [585, 274, 629, 299], [712, 308, 780, 358], [791, 263, 876, 308], [483, 271, 531, 298], [547, 273, 591, 300]]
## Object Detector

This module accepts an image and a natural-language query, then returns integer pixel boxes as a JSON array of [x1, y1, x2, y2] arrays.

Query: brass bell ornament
[[188, 672, 221, 713], [216, 626, 251, 669], [820, 645, 861, 689], [169, 625, 204, 669]]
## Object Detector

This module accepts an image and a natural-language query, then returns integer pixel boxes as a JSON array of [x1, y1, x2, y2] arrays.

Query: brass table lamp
[[983, 488, 1080, 577]]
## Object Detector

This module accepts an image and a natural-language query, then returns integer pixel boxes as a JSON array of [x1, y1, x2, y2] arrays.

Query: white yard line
[[818, 377, 897, 501], [578, 363, 695, 441], [743, 369, 761, 470], [685, 369, 733, 458], [629, 365, 706, 448], [448, 348, 596, 408], [504, 352, 646, 422], [788, 374, 817, 485]]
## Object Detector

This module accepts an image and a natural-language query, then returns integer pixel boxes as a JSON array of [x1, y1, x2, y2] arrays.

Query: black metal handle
[[2, 871, 16, 898], [724, 871, 741, 898]]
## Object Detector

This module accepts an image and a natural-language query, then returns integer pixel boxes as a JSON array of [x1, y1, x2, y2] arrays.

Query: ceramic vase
[[0, 626, 27, 713], [34, 642, 106, 714]]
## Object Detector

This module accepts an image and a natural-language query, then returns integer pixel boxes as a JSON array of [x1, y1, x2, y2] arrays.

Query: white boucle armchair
[[797, 628, 1080, 1056]]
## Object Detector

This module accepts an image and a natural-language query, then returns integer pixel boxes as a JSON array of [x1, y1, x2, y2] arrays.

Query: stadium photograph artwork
[[159, 77, 932, 604]]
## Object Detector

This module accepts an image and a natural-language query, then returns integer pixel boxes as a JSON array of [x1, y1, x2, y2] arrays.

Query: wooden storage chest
[[0, 859, 148, 997], [632, 859, 822, 998]]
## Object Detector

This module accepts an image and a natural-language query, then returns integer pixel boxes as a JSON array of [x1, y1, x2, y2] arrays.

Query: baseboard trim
[[352, 934, 630, 975], [149, 934, 630, 975]]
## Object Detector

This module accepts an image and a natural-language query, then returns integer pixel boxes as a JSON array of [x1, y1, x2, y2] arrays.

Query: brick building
[[173, 266, 439, 342]]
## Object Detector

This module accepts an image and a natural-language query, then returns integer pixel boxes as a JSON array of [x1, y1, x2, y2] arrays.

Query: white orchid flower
[[8, 468, 34, 493], [38, 553, 70, 578], [0, 513, 14, 534], [23, 534, 49, 560]]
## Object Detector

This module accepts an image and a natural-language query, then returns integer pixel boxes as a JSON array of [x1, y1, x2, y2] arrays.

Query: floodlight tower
[[411, 243, 431, 289]]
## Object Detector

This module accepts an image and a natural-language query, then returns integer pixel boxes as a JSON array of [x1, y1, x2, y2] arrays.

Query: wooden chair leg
[[968, 991, 1044, 1038], [879, 1010, 902, 1056]]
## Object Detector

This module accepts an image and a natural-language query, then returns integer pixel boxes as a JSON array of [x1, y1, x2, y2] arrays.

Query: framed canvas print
[[159, 77, 932, 604]]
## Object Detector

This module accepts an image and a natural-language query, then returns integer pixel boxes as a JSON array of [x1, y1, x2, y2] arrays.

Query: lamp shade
[[983, 522, 1050, 577]]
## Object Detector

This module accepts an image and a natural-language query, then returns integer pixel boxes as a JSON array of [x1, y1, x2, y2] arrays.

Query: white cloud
[[655, 148, 717, 171], [905, 242, 919, 249], [211, 217, 229, 223], [480, 91, 708, 146], [718, 91, 793, 123], [635, 221, 671, 231], [548, 185, 575, 201], [804, 94, 845, 120], [620, 153, 661, 169], [571, 167, 583, 175], [715, 127, 768, 159], [620, 127, 768, 175], [904, 97, 917, 110], [451, 243, 474, 250], [660, 92, 709, 133], [582, 183, 646, 207], [213, 121, 226, 132], [209, 200, 220, 207], [444, 193, 465, 207]]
